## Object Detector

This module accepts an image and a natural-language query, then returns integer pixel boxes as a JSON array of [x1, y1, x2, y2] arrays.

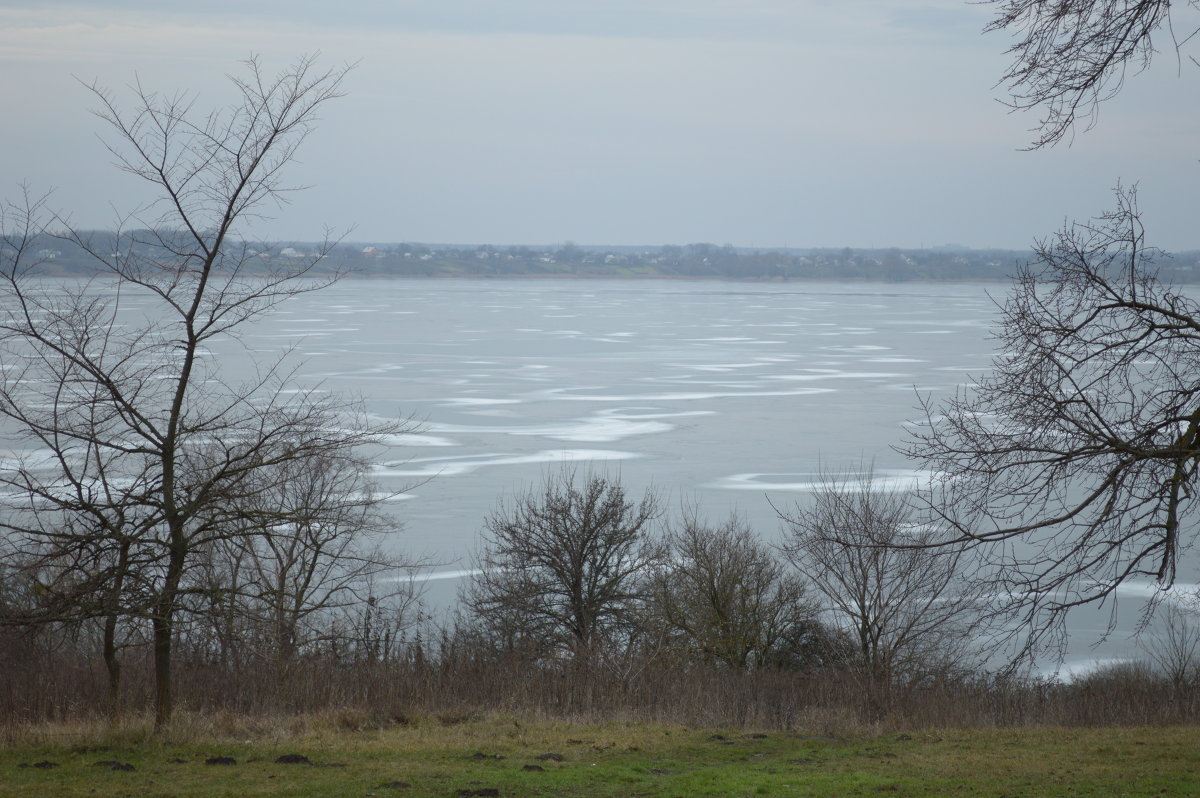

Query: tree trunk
[[152, 611, 173, 730], [102, 611, 121, 718], [152, 535, 187, 730], [102, 538, 130, 718]]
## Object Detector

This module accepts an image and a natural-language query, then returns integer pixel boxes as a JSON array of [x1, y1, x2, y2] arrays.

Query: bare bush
[[1147, 598, 1200, 692], [646, 509, 828, 670], [778, 468, 981, 710], [189, 451, 421, 679], [463, 469, 662, 664]]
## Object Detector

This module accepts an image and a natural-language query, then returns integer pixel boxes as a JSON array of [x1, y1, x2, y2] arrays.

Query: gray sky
[[1, 1, 1196, 249]]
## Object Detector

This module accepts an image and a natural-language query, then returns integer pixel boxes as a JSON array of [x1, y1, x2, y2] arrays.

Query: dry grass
[[3, 634, 1199, 738]]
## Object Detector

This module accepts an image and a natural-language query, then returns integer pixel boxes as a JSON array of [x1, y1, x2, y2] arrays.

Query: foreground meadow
[[2, 717, 1197, 797]]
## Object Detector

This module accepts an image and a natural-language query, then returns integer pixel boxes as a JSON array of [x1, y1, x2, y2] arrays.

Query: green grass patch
[[2, 719, 1197, 797]]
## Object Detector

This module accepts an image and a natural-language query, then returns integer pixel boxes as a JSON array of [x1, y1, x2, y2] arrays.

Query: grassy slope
[[2, 719, 1198, 797]]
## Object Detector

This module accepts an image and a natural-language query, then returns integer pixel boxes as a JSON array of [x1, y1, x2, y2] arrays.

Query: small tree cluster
[[463, 469, 975, 688]]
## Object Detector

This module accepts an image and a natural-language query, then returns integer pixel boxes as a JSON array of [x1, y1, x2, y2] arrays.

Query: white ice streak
[[440, 398, 522, 406], [372, 449, 641, 478], [545, 387, 835, 402], [820, 344, 891, 352], [1112, 581, 1200, 609], [685, 337, 785, 345], [711, 469, 931, 493], [0, 449, 64, 473], [405, 568, 483, 583], [258, 332, 334, 338], [277, 327, 360, 333], [763, 370, 906, 382], [479, 419, 667, 443], [430, 408, 710, 443], [602, 408, 713, 420], [379, 433, 459, 447], [682, 363, 768, 373]]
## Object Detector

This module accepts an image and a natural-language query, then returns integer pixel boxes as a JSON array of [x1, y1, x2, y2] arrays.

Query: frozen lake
[[10, 276, 1183, 672], [260, 279, 998, 564]]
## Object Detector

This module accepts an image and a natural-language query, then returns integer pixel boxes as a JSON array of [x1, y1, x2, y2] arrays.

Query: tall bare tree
[[986, 0, 1199, 147], [0, 56, 405, 728], [902, 188, 1200, 658], [464, 469, 662, 663], [973, 0, 1200, 662]]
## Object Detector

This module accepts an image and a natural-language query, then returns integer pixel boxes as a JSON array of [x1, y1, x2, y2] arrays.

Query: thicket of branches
[[890, 0, 1200, 666], [5, 460, 1200, 730], [987, 0, 1199, 147]]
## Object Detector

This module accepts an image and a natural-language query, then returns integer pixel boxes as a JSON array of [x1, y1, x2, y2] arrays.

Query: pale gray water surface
[[7, 277, 1178, 672], [266, 279, 997, 559]]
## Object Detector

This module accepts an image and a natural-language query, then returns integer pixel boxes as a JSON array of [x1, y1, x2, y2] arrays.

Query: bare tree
[[778, 468, 979, 706], [902, 188, 1200, 659], [1147, 598, 1200, 693], [986, 0, 1199, 147], [464, 469, 662, 663], [194, 449, 421, 679], [646, 509, 820, 670], [0, 56, 405, 728]]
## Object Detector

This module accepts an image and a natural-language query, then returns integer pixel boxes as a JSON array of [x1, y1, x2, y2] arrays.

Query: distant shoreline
[[335, 271, 1017, 284], [19, 233, 1200, 283]]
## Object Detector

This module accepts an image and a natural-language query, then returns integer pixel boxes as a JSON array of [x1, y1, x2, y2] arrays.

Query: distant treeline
[[22, 232, 1200, 282]]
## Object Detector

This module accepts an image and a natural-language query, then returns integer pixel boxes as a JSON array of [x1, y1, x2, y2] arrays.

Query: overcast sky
[[1, 1, 1196, 249]]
